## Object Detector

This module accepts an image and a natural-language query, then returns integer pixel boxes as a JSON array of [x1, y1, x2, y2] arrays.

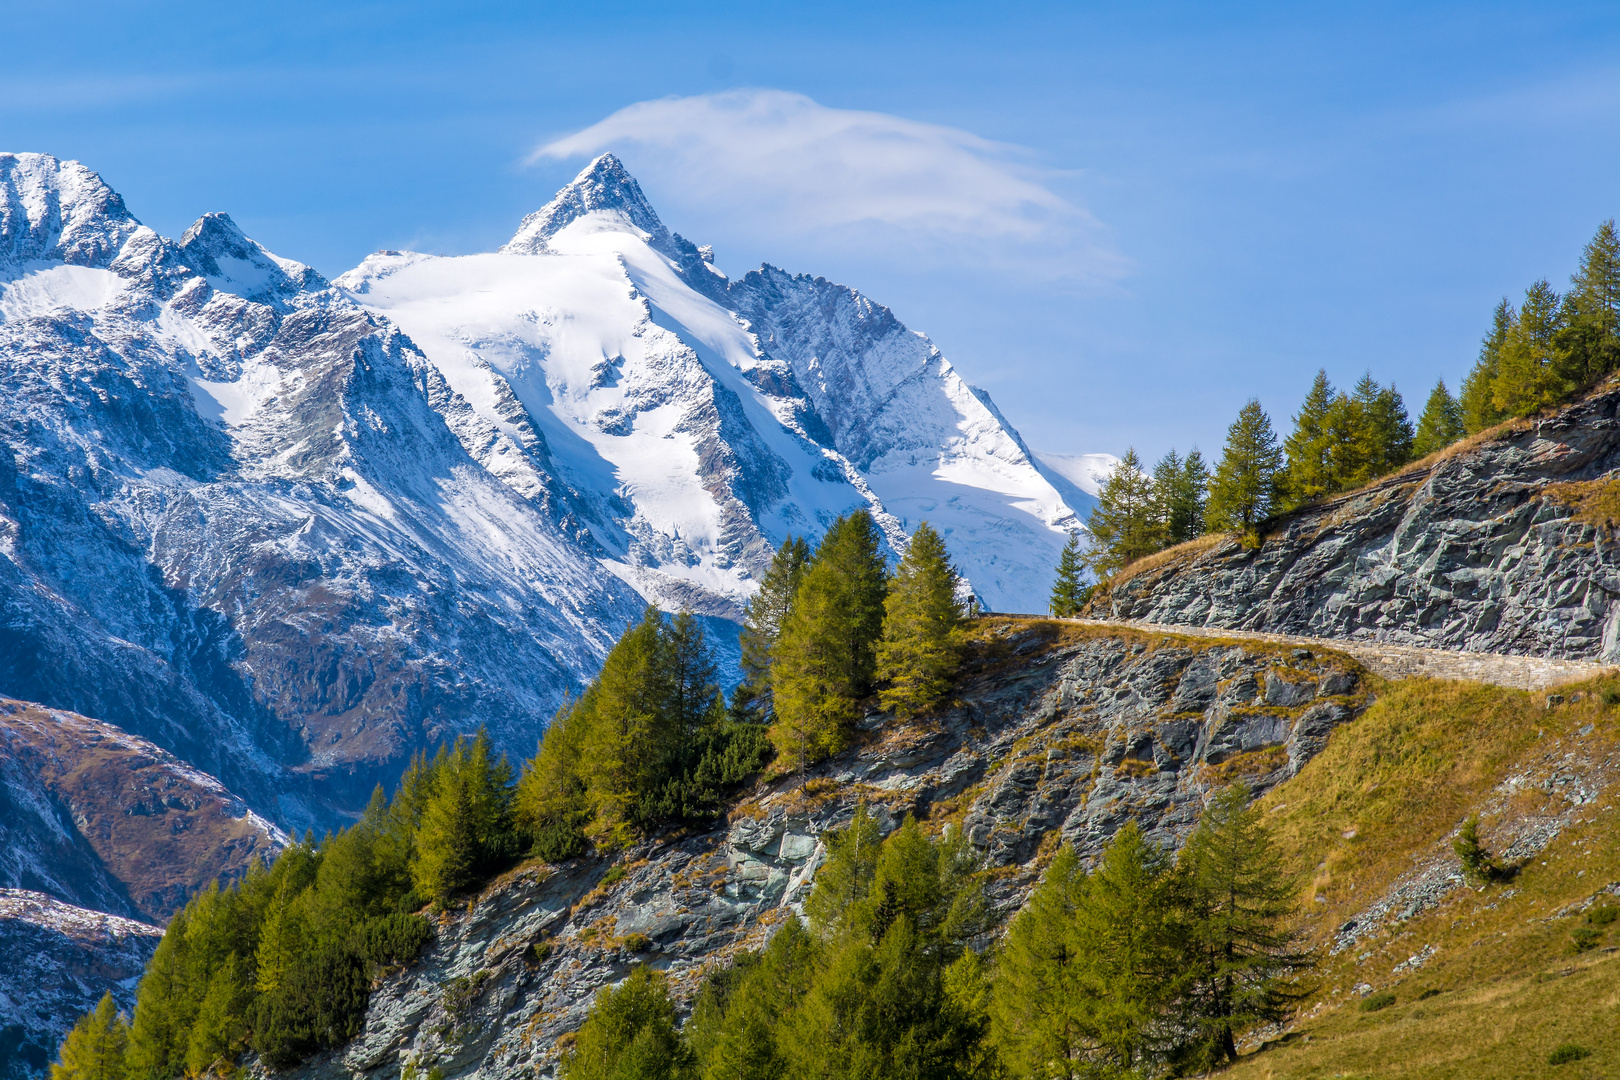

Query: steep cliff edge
[[283, 621, 1369, 1080], [1093, 383, 1620, 661]]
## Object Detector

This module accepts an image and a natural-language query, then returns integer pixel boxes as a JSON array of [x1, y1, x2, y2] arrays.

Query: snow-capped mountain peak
[[178, 212, 326, 301], [0, 153, 145, 269], [503, 153, 672, 255]]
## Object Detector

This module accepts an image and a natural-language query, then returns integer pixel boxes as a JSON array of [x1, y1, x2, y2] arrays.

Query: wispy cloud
[[529, 89, 1124, 282]]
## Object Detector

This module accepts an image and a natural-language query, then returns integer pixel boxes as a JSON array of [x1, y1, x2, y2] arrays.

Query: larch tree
[[770, 511, 888, 776], [1082, 448, 1161, 578], [52, 993, 128, 1080], [989, 844, 1089, 1079], [1493, 279, 1565, 417], [1175, 784, 1313, 1072], [1278, 369, 1335, 508], [558, 967, 694, 1080], [734, 535, 810, 720], [1555, 218, 1620, 390], [1460, 298, 1513, 433], [877, 521, 965, 718], [1412, 378, 1465, 457], [1206, 400, 1283, 535]]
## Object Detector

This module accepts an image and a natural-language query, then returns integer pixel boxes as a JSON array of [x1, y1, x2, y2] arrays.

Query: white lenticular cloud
[[530, 89, 1120, 278]]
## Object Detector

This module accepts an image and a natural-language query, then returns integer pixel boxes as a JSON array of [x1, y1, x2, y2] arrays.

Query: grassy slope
[[1228, 675, 1620, 1079]]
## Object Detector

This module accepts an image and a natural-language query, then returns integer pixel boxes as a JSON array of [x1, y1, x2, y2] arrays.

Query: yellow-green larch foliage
[[52, 993, 128, 1080], [1082, 448, 1161, 578], [877, 521, 965, 718], [558, 967, 694, 1080], [770, 511, 888, 776]]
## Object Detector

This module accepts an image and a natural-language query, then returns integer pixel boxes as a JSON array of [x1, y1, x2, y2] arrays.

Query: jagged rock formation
[[283, 622, 1366, 1080], [0, 699, 284, 922], [1094, 387, 1620, 661], [0, 891, 161, 1080]]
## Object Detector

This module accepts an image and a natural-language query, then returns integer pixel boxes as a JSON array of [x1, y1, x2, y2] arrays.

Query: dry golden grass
[[1105, 533, 1229, 589], [1221, 673, 1620, 1078], [1544, 475, 1620, 531]]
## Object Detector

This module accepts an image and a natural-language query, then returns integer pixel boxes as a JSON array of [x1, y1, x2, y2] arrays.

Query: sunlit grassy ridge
[[1229, 676, 1620, 1078]]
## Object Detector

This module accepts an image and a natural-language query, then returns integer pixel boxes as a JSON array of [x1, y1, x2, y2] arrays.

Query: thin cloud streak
[[529, 89, 1127, 283]]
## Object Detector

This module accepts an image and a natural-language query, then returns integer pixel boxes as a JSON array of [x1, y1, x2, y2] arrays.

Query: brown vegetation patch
[[1543, 474, 1620, 532]]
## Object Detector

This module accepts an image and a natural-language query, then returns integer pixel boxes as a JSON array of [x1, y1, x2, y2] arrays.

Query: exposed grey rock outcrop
[[282, 623, 1367, 1080], [1095, 386, 1620, 661]]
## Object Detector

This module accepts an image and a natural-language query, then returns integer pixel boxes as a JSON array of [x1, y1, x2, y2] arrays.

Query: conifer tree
[[687, 918, 819, 1080], [1048, 531, 1086, 617], [254, 876, 302, 994], [989, 844, 1087, 1079], [1174, 784, 1312, 1071], [877, 522, 965, 718], [771, 511, 888, 773], [1067, 822, 1187, 1071], [52, 993, 128, 1080], [1206, 400, 1282, 535], [1493, 279, 1566, 417], [1278, 370, 1335, 508], [734, 536, 810, 720], [1555, 219, 1620, 390], [1170, 449, 1209, 543], [1460, 299, 1513, 432], [1412, 378, 1465, 457], [185, 953, 252, 1076], [1359, 375, 1414, 478], [560, 967, 694, 1080], [1082, 448, 1161, 578]]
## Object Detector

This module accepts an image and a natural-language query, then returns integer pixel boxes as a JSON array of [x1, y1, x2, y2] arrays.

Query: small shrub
[[1570, 926, 1602, 953], [600, 864, 627, 888], [621, 932, 651, 953], [1587, 905, 1619, 926], [1416, 987, 1441, 1001], [1453, 814, 1501, 884], [524, 939, 552, 966], [1359, 991, 1397, 1013], [1603, 688, 1620, 707], [1549, 1043, 1591, 1065]]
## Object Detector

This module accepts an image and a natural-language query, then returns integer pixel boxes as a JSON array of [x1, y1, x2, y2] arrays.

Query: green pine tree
[[1048, 531, 1086, 617], [1082, 448, 1161, 578], [877, 522, 965, 718], [734, 536, 810, 720], [1174, 784, 1313, 1072], [1359, 375, 1414, 478], [1207, 400, 1283, 535], [52, 993, 128, 1080], [1460, 299, 1513, 433], [1411, 378, 1465, 457], [185, 953, 252, 1076], [1172, 449, 1210, 543]]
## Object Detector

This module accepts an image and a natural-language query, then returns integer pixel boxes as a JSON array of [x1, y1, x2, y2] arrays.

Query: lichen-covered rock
[[281, 624, 1367, 1080], [1095, 386, 1620, 660]]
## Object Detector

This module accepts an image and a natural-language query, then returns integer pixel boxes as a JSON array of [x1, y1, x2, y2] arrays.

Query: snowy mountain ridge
[[0, 150, 1083, 835]]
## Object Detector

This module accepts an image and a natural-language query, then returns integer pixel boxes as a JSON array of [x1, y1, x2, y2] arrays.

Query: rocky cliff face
[[1095, 386, 1620, 661], [0, 891, 161, 1080], [282, 622, 1366, 1080]]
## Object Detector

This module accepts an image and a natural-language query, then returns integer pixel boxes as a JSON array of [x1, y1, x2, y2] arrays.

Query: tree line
[[52, 731, 511, 1078], [53, 512, 975, 1079], [1054, 219, 1620, 606], [559, 784, 1309, 1080]]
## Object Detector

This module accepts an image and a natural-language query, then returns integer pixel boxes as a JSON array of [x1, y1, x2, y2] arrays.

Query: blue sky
[[4, 0, 1615, 465]]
